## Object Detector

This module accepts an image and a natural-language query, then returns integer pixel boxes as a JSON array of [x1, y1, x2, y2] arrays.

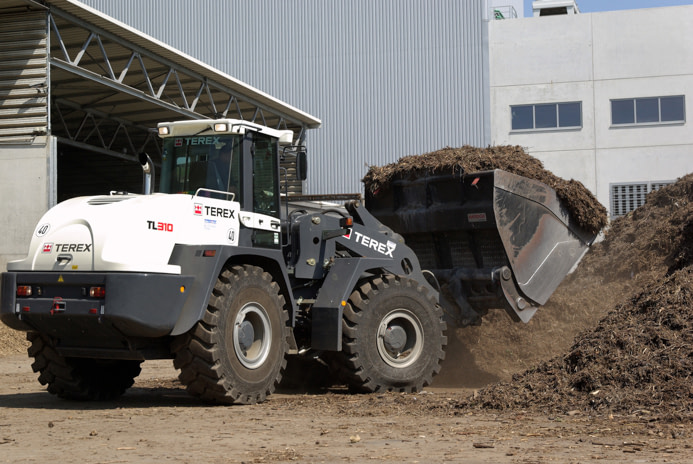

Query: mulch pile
[[362, 145, 608, 235], [461, 174, 693, 421]]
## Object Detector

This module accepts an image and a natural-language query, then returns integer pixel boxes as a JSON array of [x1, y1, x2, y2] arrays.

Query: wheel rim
[[376, 309, 424, 368], [233, 302, 272, 369]]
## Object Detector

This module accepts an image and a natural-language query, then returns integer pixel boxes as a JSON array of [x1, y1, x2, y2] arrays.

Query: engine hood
[[8, 193, 241, 274]]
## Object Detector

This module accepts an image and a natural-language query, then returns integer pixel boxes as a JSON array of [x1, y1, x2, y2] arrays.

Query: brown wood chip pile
[[460, 174, 693, 421]]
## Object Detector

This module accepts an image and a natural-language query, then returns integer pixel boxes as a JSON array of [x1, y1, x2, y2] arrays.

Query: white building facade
[[489, 5, 693, 216]]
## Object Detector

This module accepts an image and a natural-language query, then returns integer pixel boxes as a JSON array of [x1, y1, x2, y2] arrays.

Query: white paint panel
[[488, 14, 593, 87], [536, 149, 597, 193], [592, 7, 693, 81]]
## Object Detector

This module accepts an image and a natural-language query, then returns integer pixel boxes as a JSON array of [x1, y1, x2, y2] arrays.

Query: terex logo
[[45, 243, 92, 253], [351, 231, 397, 258], [194, 203, 203, 216], [180, 136, 221, 146], [204, 206, 236, 219]]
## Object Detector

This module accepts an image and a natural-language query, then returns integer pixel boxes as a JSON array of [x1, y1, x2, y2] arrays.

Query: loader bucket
[[365, 169, 598, 325]]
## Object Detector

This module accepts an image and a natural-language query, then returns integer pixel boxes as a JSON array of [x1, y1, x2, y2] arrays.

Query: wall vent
[[610, 181, 674, 217], [532, 0, 580, 17]]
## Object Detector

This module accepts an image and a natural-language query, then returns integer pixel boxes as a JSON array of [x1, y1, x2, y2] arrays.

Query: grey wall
[[81, 0, 491, 195], [0, 137, 54, 275]]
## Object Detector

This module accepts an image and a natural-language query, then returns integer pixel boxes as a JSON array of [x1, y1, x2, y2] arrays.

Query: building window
[[611, 96, 685, 126], [610, 181, 673, 217], [511, 102, 582, 131]]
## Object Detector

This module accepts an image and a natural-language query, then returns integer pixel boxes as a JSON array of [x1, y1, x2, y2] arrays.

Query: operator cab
[[157, 119, 294, 221]]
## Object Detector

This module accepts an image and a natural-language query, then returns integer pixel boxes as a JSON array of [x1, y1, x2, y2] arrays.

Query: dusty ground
[[1, 353, 691, 464]]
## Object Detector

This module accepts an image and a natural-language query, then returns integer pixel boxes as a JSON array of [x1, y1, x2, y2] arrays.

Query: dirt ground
[[1, 156, 692, 463], [0, 354, 691, 464]]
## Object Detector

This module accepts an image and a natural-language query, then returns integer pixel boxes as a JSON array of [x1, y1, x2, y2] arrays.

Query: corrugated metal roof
[[55, 0, 320, 128]]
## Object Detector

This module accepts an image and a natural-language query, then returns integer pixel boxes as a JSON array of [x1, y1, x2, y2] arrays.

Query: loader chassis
[[1, 119, 447, 404]]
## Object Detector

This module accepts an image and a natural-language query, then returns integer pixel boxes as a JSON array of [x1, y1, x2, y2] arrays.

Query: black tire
[[172, 264, 289, 404], [335, 275, 447, 393], [27, 332, 142, 401]]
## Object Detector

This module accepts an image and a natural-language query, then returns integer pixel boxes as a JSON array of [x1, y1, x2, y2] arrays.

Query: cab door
[[239, 133, 282, 248]]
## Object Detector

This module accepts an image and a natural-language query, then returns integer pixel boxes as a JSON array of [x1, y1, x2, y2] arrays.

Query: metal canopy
[[0, 0, 321, 163]]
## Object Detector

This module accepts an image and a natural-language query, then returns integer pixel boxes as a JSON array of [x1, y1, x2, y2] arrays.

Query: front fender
[[168, 245, 294, 336]]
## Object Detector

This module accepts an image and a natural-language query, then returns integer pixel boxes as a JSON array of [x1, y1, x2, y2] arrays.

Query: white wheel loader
[[1, 119, 596, 403]]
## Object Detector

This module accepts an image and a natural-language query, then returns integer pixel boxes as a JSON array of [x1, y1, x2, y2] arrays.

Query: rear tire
[[172, 264, 289, 404], [335, 275, 447, 392], [27, 332, 142, 401]]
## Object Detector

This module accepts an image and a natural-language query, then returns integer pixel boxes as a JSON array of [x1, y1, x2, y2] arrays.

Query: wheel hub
[[233, 303, 272, 369], [236, 320, 255, 352], [377, 309, 424, 368], [382, 325, 407, 352]]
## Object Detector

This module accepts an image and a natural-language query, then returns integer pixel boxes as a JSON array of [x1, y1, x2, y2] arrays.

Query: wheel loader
[[0, 119, 597, 403]]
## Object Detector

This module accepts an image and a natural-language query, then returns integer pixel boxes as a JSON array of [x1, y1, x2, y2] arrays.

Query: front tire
[[27, 332, 142, 401], [335, 275, 447, 393], [172, 264, 289, 404]]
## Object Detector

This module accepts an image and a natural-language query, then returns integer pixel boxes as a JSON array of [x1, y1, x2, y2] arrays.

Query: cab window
[[252, 134, 279, 217], [159, 135, 241, 200]]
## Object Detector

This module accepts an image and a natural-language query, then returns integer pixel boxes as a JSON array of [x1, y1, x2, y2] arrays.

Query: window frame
[[510, 101, 583, 132], [610, 95, 686, 127]]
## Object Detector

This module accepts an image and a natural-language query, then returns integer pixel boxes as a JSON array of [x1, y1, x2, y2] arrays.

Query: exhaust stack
[[138, 152, 155, 195]]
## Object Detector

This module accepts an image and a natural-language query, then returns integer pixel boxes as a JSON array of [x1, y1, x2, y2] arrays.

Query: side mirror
[[296, 151, 308, 181]]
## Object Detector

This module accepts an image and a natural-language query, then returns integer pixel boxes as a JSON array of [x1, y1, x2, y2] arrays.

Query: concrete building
[[490, 3, 693, 216]]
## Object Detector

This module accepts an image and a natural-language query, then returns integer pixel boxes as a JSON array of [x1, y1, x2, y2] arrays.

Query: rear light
[[17, 286, 32, 297], [89, 286, 106, 298]]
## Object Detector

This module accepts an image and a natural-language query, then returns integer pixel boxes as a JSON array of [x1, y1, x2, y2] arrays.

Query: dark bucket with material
[[366, 169, 598, 326]]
